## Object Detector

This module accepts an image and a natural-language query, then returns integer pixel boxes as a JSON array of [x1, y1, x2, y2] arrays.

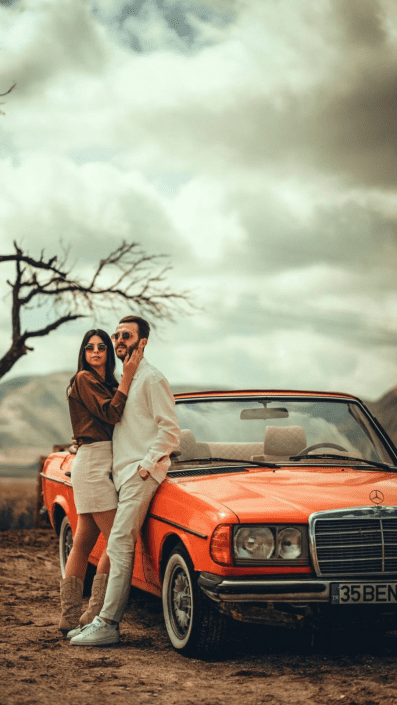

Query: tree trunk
[[0, 344, 29, 379]]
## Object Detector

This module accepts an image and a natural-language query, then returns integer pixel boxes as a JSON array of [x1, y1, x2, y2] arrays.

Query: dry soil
[[2, 529, 397, 705]]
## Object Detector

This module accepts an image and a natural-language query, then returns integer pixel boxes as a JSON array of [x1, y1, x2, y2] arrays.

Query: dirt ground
[[2, 530, 397, 705]]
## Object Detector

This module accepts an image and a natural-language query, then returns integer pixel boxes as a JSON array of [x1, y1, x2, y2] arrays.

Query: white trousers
[[100, 471, 159, 623]]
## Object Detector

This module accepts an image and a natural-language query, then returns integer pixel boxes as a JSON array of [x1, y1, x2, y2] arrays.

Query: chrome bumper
[[198, 573, 331, 603]]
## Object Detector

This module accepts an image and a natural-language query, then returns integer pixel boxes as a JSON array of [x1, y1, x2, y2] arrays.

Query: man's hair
[[119, 315, 150, 340]]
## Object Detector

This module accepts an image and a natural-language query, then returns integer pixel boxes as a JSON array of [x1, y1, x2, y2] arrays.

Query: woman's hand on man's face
[[122, 339, 145, 376]]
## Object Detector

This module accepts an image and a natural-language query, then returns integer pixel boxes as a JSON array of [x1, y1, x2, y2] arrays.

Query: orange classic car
[[41, 390, 397, 657]]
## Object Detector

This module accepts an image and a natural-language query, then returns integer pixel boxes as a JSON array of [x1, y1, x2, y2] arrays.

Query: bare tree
[[0, 240, 191, 379], [0, 83, 16, 115]]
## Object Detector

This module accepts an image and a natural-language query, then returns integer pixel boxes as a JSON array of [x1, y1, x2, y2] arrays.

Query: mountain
[[367, 387, 397, 447], [0, 371, 73, 476]]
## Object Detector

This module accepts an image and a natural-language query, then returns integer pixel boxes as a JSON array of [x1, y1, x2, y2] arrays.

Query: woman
[[59, 328, 143, 637]]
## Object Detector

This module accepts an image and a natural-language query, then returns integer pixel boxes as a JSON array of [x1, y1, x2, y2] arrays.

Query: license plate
[[331, 582, 397, 604]]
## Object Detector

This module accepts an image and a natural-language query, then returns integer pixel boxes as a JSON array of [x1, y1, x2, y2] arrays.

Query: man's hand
[[138, 466, 150, 481], [69, 437, 78, 454]]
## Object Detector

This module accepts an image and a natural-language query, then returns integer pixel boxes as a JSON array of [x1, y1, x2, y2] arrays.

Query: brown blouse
[[68, 369, 127, 445]]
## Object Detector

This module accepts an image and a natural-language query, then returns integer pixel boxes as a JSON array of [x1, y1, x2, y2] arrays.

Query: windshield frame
[[174, 392, 397, 468]]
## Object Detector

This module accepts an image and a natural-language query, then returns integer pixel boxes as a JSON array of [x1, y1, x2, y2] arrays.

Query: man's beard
[[118, 339, 140, 361]]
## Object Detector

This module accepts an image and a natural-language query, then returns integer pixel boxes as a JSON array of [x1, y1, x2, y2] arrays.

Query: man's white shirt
[[112, 357, 180, 490]]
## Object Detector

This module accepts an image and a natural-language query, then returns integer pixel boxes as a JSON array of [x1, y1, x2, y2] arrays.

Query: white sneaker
[[70, 616, 120, 646], [66, 625, 82, 640]]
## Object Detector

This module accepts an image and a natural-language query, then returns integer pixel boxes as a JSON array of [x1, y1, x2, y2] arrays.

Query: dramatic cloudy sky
[[1, 0, 397, 400]]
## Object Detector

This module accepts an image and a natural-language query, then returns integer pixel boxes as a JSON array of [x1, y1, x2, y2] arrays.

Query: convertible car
[[41, 389, 397, 657]]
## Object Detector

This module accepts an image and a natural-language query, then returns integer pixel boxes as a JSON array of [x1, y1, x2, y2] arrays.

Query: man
[[71, 315, 180, 646]]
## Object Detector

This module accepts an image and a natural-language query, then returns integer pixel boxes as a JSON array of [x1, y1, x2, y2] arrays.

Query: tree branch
[[0, 241, 67, 277], [22, 314, 85, 341], [0, 239, 193, 379], [0, 83, 16, 98], [0, 83, 16, 115]]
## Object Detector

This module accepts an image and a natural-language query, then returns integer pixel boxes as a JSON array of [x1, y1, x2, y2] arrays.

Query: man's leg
[[101, 472, 158, 623], [71, 471, 158, 645]]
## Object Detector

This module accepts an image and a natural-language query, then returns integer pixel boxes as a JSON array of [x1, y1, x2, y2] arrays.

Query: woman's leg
[[65, 514, 100, 581], [60, 515, 99, 634], [92, 508, 117, 574], [76, 508, 117, 627]]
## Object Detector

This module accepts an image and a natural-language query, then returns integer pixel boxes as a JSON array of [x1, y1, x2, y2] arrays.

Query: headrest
[[264, 426, 306, 457], [177, 429, 197, 460], [177, 428, 211, 461]]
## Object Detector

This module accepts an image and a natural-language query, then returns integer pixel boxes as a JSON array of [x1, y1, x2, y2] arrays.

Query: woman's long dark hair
[[67, 329, 118, 395]]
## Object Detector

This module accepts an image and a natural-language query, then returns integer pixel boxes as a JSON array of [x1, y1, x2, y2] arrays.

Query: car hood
[[175, 466, 397, 523]]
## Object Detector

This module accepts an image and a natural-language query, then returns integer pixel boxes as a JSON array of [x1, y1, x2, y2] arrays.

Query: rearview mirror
[[240, 408, 289, 420]]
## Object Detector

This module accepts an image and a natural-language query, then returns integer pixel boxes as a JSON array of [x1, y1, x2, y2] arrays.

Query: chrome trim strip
[[41, 473, 207, 538], [175, 394, 361, 404], [216, 579, 325, 590], [380, 515, 385, 572], [216, 593, 328, 603], [148, 513, 208, 540], [40, 472, 72, 488]]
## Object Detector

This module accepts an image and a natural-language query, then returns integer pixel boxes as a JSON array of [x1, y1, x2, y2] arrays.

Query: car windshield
[[173, 397, 395, 467]]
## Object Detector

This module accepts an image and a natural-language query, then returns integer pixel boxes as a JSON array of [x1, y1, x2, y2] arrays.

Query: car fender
[[52, 495, 74, 534]]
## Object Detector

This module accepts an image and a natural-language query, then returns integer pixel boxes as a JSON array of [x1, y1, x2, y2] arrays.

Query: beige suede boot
[[59, 576, 83, 637], [79, 573, 108, 626]]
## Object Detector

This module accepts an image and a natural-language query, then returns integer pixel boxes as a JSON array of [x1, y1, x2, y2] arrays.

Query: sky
[[1, 0, 397, 400]]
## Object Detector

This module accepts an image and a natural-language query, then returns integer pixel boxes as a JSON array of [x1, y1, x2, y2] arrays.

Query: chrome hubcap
[[171, 568, 192, 636], [64, 527, 73, 559]]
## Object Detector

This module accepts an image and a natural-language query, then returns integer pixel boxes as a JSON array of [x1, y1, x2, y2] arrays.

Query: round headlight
[[234, 527, 275, 560], [277, 528, 302, 559]]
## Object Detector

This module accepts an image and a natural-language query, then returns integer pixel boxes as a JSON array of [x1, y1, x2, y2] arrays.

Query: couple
[[59, 315, 180, 646]]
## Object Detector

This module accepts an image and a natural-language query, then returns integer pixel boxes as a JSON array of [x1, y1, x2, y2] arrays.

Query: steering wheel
[[294, 442, 348, 456]]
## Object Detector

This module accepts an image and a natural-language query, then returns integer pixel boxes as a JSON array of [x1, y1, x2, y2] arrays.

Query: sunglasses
[[111, 331, 133, 341], [85, 343, 107, 352]]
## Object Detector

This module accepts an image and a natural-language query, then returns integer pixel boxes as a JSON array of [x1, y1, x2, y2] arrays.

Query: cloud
[[107, 0, 396, 192], [150, 322, 397, 401], [334, 0, 387, 48], [221, 185, 397, 275], [0, 154, 191, 265], [1, 0, 397, 401], [0, 0, 111, 96], [93, 0, 236, 53]]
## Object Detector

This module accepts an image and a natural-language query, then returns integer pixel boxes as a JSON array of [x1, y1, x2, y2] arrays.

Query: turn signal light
[[210, 524, 233, 566]]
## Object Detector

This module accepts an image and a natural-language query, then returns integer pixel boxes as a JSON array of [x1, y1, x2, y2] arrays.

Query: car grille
[[310, 508, 397, 576]]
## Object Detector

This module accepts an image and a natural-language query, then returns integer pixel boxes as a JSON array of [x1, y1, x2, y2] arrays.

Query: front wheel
[[59, 515, 73, 578], [162, 543, 229, 659]]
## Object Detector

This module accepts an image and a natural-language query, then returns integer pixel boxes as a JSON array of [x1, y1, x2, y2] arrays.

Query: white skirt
[[71, 441, 118, 514]]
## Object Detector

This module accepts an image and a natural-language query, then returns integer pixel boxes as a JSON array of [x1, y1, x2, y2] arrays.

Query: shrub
[[0, 482, 36, 530]]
